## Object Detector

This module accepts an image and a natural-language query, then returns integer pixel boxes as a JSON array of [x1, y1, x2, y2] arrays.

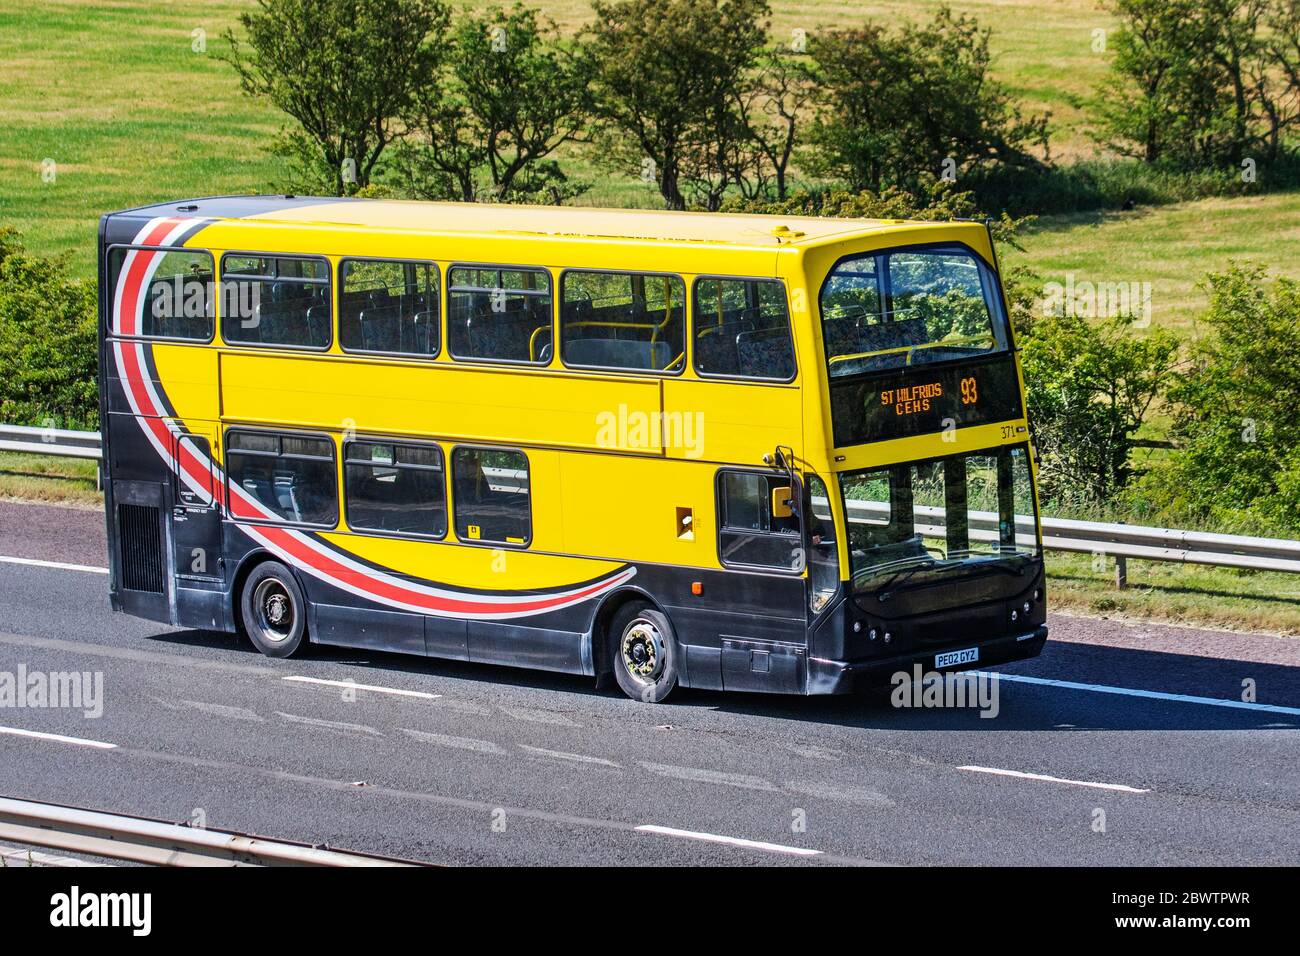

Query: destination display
[[829, 356, 1022, 446]]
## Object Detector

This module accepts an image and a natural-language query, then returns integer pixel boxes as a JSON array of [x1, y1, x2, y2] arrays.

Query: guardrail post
[[1114, 520, 1127, 589]]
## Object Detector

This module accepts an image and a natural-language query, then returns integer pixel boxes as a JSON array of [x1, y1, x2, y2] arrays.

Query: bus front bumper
[[806, 624, 1048, 695]]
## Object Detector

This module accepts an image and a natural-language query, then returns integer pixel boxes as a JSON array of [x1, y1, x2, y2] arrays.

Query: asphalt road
[[1, 501, 1298, 865]]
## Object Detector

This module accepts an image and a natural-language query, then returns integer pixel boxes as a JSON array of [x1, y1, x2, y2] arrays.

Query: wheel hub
[[621, 620, 664, 684]]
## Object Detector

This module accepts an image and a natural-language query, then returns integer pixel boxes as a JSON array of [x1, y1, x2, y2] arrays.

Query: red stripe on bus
[[114, 228, 628, 618]]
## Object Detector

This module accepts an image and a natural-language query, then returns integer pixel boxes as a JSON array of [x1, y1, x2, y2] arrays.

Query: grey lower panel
[[174, 584, 225, 631], [467, 621, 585, 674], [720, 636, 806, 694], [312, 603, 426, 655], [682, 645, 722, 691]]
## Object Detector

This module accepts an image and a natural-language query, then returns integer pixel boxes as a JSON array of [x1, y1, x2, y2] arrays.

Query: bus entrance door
[[171, 434, 224, 598]]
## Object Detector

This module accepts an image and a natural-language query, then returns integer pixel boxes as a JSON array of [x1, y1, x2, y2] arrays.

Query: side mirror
[[771, 485, 793, 519]]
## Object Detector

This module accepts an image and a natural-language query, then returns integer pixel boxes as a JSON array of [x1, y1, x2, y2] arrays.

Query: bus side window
[[447, 266, 551, 364], [220, 254, 331, 350], [717, 470, 803, 572], [452, 447, 531, 546], [692, 277, 795, 380], [560, 270, 686, 373], [108, 247, 215, 341], [225, 430, 337, 526], [339, 259, 439, 358]]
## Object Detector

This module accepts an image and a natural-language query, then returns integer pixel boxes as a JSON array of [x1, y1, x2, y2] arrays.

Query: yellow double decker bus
[[98, 196, 1046, 702]]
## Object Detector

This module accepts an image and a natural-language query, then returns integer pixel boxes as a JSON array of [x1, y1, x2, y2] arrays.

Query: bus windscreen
[[819, 243, 1011, 378]]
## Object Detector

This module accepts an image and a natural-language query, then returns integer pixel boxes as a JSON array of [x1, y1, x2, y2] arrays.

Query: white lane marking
[[636, 825, 823, 857], [983, 671, 1300, 717], [518, 744, 622, 768], [401, 728, 505, 754], [958, 765, 1150, 793], [275, 712, 382, 737], [0, 725, 117, 750], [0, 555, 108, 574], [639, 761, 779, 792], [282, 676, 441, 700]]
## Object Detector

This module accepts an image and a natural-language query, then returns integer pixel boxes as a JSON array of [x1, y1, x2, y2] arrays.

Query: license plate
[[935, 647, 979, 668]]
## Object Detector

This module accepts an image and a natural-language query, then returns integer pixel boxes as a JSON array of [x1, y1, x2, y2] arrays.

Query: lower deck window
[[718, 470, 802, 571], [345, 441, 446, 538], [226, 430, 336, 525], [453, 448, 530, 545]]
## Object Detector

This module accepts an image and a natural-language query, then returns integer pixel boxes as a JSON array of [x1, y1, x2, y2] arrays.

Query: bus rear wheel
[[239, 560, 308, 659], [610, 605, 678, 703]]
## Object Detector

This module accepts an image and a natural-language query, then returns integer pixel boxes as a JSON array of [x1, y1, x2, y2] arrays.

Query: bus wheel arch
[[593, 590, 680, 703], [590, 587, 661, 685], [231, 552, 310, 658]]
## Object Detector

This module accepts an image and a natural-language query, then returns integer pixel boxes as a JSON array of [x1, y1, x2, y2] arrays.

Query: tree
[[1140, 265, 1300, 531], [585, 0, 771, 210], [395, 4, 594, 203], [1096, 0, 1300, 169], [727, 48, 817, 200], [0, 229, 98, 430], [225, 0, 450, 195], [804, 6, 1050, 194]]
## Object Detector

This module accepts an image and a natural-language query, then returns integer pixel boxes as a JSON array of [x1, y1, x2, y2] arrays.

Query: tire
[[239, 560, 308, 658], [609, 604, 679, 703]]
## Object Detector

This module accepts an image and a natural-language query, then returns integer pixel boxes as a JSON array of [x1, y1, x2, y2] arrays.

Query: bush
[[1019, 312, 1180, 508], [1137, 265, 1300, 533], [0, 228, 99, 429]]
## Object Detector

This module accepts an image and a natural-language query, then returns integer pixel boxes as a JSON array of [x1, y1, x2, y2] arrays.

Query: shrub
[[0, 229, 99, 430]]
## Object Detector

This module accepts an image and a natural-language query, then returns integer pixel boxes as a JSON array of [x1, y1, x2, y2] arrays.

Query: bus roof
[[106, 195, 967, 250]]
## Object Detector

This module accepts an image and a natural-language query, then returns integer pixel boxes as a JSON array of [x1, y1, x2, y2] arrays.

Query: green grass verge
[[1047, 550, 1300, 637], [0, 451, 101, 507]]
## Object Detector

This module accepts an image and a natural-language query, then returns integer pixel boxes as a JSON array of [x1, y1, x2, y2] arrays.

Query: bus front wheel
[[239, 560, 308, 659], [610, 605, 679, 703]]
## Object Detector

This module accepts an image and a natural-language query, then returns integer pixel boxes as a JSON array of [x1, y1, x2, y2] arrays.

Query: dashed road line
[[784, 780, 893, 806], [635, 824, 823, 857], [518, 744, 622, 768], [282, 676, 441, 700], [401, 728, 505, 754], [958, 765, 1150, 793], [0, 725, 117, 750], [639, 761, 779, 792], [275, 712, 383, 737], [178, 700, 263, 722]]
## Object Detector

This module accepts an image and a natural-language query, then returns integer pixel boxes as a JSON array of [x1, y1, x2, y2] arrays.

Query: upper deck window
[[220, 255, 331, 350], [818, 244, 1009, 379], [108, 247, 214, 341], [693, 277, 795, 380], [339, 259, 439, 357], [448, 266, 552, 365], [560, 271, 685, 373]]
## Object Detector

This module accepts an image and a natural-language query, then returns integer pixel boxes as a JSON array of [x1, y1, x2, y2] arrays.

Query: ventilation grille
[[118, 503, 164, 593]]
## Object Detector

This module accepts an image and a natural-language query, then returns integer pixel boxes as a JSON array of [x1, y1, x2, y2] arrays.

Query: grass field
[[1, 0, 1115, 278], [1008, 190, 1300, 334]]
